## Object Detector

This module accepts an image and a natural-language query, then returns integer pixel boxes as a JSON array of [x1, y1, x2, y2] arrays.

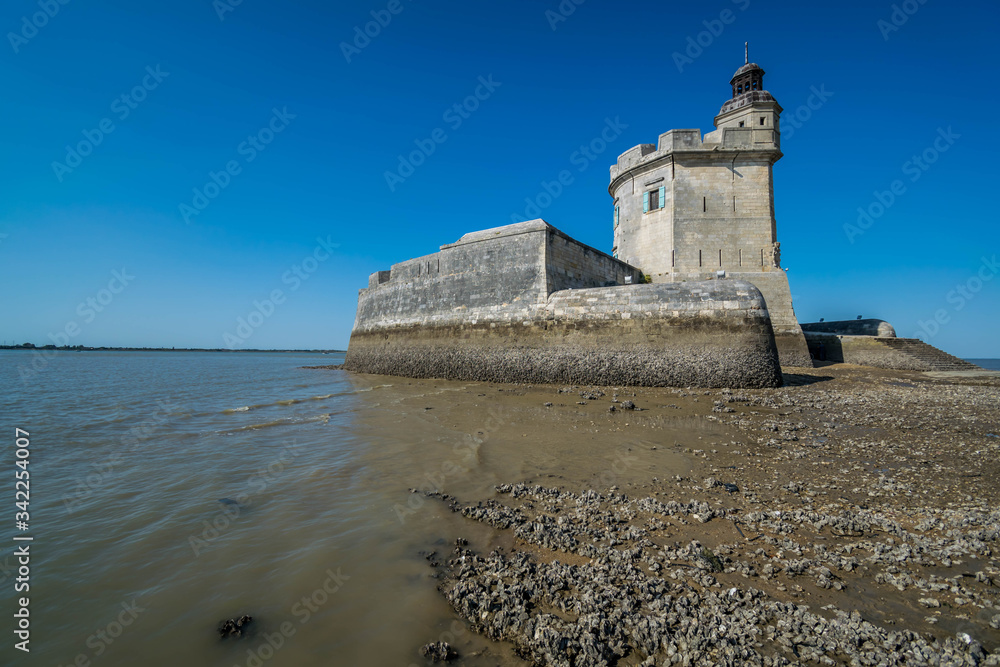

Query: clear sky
[[1, 0, 997, 356]]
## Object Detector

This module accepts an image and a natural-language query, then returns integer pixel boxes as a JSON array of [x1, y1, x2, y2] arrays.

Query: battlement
[[609, 125, 781, 191]]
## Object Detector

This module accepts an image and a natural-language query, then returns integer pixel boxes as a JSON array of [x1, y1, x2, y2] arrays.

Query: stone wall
[[345, 220, 783, 388], [727, 271, 811, 367], [801, 319, 897, 338], [609, 122, 782, 284], [346, 281, 782, 388], [350, 220, 642, 334], [804, 333, 928, 371], [546, 226, 642, 293], [351, 223, 547, 333]]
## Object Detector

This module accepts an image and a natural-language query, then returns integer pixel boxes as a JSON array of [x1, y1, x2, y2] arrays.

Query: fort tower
[[609, 52, 811, 366]]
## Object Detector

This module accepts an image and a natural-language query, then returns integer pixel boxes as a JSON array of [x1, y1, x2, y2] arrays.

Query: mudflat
[[375, 363, 1000, 665]]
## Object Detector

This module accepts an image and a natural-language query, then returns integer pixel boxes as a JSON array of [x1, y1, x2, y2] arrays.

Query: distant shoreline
[[0, 345, 345, 354]]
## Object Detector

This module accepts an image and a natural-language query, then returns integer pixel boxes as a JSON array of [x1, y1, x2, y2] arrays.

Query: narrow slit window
[[699, 250, 702, 267], [703, 197, 706, 212], [760, 117, 765, 126], [719, 249, 722, 267], [739, 249, 743, 266], [760, 248, 764, 266], [672, 249, 675, 267]]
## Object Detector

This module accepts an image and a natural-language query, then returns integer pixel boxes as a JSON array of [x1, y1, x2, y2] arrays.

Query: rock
[[419, 641, 457, 662], [218, 615, 253, 639], [918, 598, 940, 608], [621, 400, 636, 410]]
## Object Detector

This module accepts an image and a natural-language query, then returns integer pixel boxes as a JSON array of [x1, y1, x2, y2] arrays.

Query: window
[[643, 186, 666, 213], [760, 117, 765, 126], [614, 205, 620, 227], [738, 121, 744, 128]]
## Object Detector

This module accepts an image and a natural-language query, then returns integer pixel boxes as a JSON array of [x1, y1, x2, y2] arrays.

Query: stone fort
[[343, 54, 978, 387]]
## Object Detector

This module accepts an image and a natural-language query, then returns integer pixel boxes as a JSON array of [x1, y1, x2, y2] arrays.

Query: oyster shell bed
[[423, 367, 1000, 666]]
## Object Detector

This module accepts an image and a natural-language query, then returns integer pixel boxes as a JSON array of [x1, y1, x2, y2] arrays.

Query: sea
[[1, 350, 995, 666], [967, 359, 1000, 371]]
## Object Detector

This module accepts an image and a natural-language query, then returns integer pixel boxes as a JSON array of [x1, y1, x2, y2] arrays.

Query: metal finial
[[745, 42, 748, 65]]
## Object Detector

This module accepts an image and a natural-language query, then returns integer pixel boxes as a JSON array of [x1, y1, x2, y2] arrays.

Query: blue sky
[[0, 0, 997, 356]]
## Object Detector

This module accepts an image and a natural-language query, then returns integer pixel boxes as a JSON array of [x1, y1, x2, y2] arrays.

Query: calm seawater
[[0, 350, 520, 667], [968, 359, 1000, 370]]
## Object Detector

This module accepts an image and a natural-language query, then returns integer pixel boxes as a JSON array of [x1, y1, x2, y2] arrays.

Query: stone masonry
[[344, 220, 783, 388]]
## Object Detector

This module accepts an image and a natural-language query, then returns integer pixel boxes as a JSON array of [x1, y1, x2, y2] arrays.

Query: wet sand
[[356, 363, 1000, 665]]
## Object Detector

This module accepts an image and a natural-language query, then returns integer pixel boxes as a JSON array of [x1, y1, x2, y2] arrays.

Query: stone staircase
[[875, 338, 982, 371]]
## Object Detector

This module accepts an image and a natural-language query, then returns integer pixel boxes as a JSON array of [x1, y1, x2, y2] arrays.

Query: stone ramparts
[[344, 221, 783, 388], [801, 319, 897, 338]]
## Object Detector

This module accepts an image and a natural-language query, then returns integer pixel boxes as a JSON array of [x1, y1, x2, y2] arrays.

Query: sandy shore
[[392, 363, 1000, 665]]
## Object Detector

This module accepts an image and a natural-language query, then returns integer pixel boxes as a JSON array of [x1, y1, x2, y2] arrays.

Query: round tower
[[608, 51, 812, 367]]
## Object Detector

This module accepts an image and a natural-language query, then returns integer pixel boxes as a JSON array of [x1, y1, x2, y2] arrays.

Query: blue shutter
[[658, 186, 666, 209], [614, 205, 620, 227], [642, 191, 649, 213]]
